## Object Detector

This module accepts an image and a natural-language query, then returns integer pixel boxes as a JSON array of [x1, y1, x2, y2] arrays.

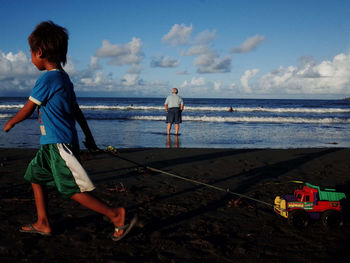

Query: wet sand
[[1, 147, 350, 262]]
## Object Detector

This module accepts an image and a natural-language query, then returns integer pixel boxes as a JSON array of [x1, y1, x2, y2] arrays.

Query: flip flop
[[19, 224, 51, 236], [111, 215, 138, 242]]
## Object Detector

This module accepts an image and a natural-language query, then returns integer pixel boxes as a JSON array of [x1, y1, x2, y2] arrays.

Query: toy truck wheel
[[321, 210, 343, 230], [288, 210, 309, 228]]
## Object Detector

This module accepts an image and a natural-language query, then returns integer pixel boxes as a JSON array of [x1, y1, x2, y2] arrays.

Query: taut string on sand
[[101, 146, 274, 208]]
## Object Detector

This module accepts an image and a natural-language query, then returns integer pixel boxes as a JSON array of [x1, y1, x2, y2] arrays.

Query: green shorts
[[24, 143, 95, 199]]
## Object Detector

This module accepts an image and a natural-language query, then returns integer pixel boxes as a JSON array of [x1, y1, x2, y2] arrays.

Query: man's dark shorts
[[166, 107, 182, 124]]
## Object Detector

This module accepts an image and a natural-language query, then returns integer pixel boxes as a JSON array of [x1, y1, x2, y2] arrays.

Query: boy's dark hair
[[28, 21, 69, 66]]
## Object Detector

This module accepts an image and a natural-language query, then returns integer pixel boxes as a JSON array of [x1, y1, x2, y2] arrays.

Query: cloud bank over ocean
[[1, 46, 349, 98]]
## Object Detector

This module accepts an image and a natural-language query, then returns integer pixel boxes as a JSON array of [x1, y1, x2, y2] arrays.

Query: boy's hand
[[84, 136, 98, 152], [4, 121, 14, 132], [3, 100, 36, 133]]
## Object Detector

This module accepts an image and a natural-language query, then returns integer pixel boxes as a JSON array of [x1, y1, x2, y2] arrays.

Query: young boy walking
[[3, 21, 136, 241]]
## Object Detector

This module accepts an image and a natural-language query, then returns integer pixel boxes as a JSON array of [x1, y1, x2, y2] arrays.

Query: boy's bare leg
[[167, 123, 172, 134], [175, 124, 179, 135], [21, 183, 51, 234], [71, 192, 125, 238]]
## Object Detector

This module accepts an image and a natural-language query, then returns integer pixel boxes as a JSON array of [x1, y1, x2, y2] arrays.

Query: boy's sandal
[[19, 224, 52, 236], [111, 215, 138, 242]]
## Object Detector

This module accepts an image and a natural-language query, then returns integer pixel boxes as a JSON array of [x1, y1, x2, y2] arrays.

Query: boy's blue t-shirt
[[29, 70, 78, 146]]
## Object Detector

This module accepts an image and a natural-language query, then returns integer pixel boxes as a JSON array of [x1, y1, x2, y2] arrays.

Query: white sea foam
[[0, 104, 24, 109], [130, 115, 350, 124], [179, 106, 350, 113], [227, 107, 350, 114], [79, 105, 162, 111], [3, 103, 349, 114], [0, 113, 12, 119], [79, 105, 350, 114]]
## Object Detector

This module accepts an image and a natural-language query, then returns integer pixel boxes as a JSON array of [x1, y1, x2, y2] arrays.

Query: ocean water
[[1, 97, 349, 149]]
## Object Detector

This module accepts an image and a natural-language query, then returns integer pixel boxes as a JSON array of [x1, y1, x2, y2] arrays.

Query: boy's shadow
[[51, 213, 107, 236]]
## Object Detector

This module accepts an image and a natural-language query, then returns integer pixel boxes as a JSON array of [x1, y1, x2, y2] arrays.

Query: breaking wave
[[130, 115, 350, 124], [2, 104, 349, 114], [79, 105, 350, 114]]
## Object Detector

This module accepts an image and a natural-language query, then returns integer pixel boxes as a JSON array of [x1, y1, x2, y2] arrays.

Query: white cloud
[[122, 73, 141, 86], [92, 38, 144, 91], [176, 70, 189, 75], [150, 56, 179, 68], [127, 64, 142, 74], [77, 66, 145, 93], [190, 77, 206, 86], [184, 45, 209, 56], [0, 49, 147, 96], [88, 56, 100, 70], [2, 47, 349, 98], [77, 70, 144, 94], [163, 25, 229, 74], [162, 24, 193, 46], [122, 73, 143, 87], [193, 29, 216, 45], [95, 37, 143, 65], [162, 24, 216, 47], [0, 51, 39, 95], [63, 57, 78, 76], [0, 50, 82, 95], [214, 81, 222, 91], [78, 70, 118, 92], [180, 76, 208, 96], [181, 77, 206, 87], [240, 69, 259, 93], [180, 77, 234, 97], [194, 52, 231, 73], [0, 51, 37, 80], [231, 35, 265, 54], [80, 71, 106, 86], [245, 53, 350, 95], [185, 45, 231, 73]]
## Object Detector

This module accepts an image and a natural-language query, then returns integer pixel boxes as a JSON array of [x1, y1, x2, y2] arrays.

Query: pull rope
[[102, 146, 274, 208]]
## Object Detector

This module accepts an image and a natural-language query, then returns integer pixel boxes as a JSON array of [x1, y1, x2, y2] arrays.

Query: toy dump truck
[[274, 183, 346, 228]]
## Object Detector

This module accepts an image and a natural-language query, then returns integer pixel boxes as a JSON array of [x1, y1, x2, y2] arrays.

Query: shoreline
[[1, 147, 350, 262]]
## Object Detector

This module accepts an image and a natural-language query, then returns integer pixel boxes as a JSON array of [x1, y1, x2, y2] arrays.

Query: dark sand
[[1, 147, 350, 263]]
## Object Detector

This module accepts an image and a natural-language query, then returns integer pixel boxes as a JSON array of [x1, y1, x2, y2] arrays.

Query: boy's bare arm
[[4, 100, 37, 132], [73, 103, 98, 151]]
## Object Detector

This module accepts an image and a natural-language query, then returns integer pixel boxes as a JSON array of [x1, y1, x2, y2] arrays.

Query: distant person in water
[[164, 88, 184, 135], [228, 106, 233, 112]]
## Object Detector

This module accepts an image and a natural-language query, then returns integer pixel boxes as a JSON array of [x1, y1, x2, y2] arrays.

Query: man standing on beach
[[164, 88, 184, 135]]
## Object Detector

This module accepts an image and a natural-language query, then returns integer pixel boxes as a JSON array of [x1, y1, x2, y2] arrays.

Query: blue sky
[[1, 0, 350, 99]]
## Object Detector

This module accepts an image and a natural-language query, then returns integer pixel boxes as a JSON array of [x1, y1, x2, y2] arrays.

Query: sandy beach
[[0, 147, 349, 262]]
